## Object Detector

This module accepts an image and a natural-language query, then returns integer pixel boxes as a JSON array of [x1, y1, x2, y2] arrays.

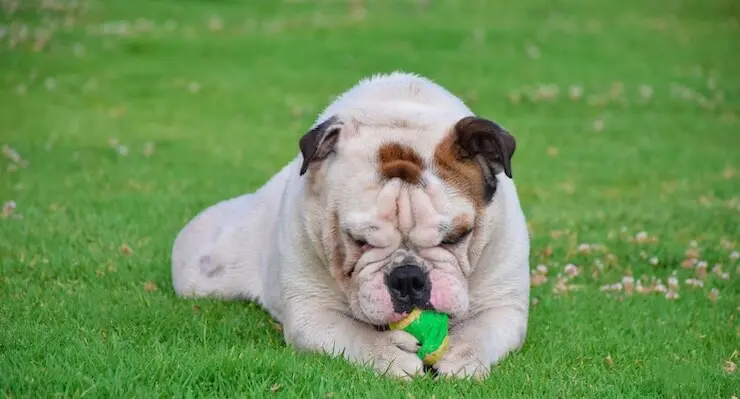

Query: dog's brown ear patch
[[433, 133, 486, 210], [433, 116, 517, 207], [377, 143, 424, 185], [454, 116, 516, 180], [299, 116, 342, 176]]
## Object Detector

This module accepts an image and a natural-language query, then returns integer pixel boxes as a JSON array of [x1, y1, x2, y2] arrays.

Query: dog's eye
[[348, 234, 371, 250], [441, 228, 473, 246]]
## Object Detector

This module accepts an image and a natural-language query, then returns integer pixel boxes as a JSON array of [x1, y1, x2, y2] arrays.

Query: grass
[[1, 0, 739, 397]]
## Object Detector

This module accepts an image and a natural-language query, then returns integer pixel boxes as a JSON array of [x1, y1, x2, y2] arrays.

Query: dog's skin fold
[[171, 71, 531, 379]]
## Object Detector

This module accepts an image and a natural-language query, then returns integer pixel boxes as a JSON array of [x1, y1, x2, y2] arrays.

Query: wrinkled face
[[300, 116, 516, 326], [336, 174, 475, 325]]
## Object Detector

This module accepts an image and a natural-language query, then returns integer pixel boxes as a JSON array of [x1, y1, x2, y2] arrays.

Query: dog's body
[[172, 72, 531, 379]]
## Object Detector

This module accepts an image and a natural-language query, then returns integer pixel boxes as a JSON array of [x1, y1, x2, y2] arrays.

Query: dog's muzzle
[[386, 264, 431, 313]]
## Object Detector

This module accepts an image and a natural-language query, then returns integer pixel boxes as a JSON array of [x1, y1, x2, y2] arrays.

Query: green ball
[[389, 308, 449, 365]]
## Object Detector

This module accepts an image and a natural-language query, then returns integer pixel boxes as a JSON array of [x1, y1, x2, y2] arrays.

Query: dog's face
[[299, 113, 516, 326]]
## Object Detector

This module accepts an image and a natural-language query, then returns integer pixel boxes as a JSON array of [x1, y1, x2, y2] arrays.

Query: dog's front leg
[[433, 304, 529, 380], [282, 300, 425, 379]]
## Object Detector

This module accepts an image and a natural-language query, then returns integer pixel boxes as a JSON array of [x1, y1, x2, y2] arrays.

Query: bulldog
[[171, 71, 531, 379]]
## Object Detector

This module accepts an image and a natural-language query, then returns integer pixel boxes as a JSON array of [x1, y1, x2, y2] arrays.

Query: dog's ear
[[453, 116, 516, 201], [298, 116, 342, 176]]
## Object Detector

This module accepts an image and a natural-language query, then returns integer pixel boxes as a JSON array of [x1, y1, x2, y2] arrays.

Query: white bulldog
[[171, 71, 531, 379]]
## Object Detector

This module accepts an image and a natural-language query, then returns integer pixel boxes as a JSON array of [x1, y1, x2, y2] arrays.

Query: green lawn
[[1, 0, 739, 397]]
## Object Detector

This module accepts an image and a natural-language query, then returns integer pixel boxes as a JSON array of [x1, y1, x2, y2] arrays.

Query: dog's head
[[297, 73, 517, 326]]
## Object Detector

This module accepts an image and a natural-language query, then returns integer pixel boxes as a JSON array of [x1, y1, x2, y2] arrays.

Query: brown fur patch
[[377, 143, 424, 185], [432, 130, 486, 211]]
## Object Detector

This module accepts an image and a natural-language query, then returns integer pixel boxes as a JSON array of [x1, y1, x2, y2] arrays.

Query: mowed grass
[[1, 0, 739, 397]]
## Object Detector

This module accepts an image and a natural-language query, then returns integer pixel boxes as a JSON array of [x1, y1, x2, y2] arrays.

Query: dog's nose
[[387, 265, 430, 310]]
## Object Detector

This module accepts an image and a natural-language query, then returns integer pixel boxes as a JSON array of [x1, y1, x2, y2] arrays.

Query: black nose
[[386, 265, 431, 312]]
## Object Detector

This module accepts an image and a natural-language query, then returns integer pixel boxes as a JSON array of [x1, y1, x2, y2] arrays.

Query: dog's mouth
[[386, 310, 414, 324], [345, 312, 392, 331], [389, 300, 435, 316], [344, 309, 413, 330]]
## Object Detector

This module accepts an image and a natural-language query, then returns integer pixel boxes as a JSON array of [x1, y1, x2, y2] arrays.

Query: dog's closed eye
[[346, 231, 373, 250], [441, 228, 473, 246]]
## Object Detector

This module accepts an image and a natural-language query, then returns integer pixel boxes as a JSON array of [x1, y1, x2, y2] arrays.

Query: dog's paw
[[368, 330, 425, 380], [433, 340, 490, 380]]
